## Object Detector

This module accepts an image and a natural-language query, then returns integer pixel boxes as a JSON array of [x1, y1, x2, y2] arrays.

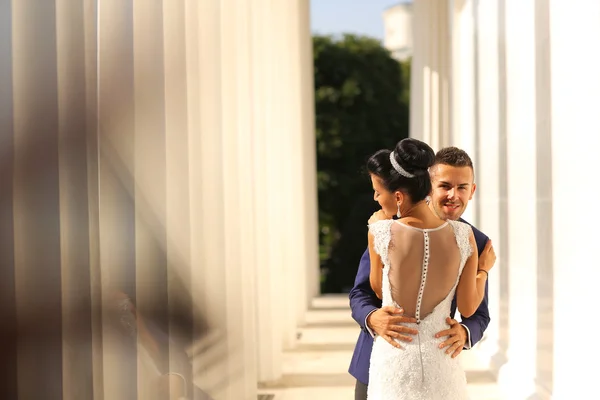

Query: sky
[[310, 0, 406, 41]]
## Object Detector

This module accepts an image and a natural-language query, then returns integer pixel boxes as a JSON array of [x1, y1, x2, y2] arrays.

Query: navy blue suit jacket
[[348, 219, 490, 385]]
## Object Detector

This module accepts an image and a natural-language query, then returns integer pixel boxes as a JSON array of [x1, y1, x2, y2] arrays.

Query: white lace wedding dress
[[367, 219, 473, 400]]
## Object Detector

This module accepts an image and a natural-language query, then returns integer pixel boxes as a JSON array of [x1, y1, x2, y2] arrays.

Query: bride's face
[[370, 175, 399, 218]]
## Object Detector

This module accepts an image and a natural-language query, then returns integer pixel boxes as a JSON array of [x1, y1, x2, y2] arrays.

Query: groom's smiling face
[[429, 164, 476, 221]]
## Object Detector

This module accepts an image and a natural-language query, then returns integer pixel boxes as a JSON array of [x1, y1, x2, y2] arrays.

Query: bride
[[364, 138, 494, 400]]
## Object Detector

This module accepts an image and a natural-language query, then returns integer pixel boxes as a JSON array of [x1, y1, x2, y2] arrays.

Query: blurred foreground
[[0, 1, 318, 399]]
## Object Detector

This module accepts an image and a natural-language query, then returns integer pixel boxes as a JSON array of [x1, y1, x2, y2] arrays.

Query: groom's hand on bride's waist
[[366, 306, 418, 349], [435, 317, 468, 358]]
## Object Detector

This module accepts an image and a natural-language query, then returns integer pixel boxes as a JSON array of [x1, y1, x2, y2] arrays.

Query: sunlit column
[[251, 0, 283, 383], [189, 0, 229, 397], [262, 0, 287, 364], [411, 0, 451, 149], [496, 0, 538, 397], [287, 0, 306, 343], [449, 0, 477, 224], [231, 0, 261, 394], [427, 0, 440, 150], [472, 0, 504, 368], [437, 0, 451, 148], [450, 0, 476, 156], [270, 0, 299, 352], [549, 1, 600, 397], [494, 0, 512, 376], [220, 0, 258, 397], [428, 0, 450, 151], [298, 0, 321, 305], [533, 0, 554, 397], [410, 0, 429, 142], [289, 0, 318, 324]]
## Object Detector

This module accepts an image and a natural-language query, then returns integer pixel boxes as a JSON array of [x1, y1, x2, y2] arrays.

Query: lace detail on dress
[[368, 219, 395, 264], [447, 220, 473, 276], [369, 220, 398, 312]]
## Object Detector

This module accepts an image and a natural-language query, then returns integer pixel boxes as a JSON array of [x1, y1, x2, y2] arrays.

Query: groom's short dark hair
[[434, 147, 474, 170]]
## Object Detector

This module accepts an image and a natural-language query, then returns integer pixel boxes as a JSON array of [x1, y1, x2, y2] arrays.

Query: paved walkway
[[258, 295, 505, 400]]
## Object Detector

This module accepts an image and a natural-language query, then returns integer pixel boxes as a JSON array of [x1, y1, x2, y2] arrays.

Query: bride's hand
[[478, 240, 496, 273], [368, 210, 389, 225]]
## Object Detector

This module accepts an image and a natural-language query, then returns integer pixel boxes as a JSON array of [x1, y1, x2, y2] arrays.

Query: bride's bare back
[[387, 220, 461, 321]]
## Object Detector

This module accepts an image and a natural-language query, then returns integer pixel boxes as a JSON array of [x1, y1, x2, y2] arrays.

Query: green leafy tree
[[314, 34, 411, 293]]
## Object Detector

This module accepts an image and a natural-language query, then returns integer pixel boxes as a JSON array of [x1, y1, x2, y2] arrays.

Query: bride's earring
[[396, 202, 401, 219]]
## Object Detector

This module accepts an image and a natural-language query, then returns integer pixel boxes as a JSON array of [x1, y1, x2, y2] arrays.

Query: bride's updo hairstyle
[[366, 138, 435, 203]]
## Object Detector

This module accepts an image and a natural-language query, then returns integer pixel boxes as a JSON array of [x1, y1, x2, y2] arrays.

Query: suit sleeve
[[349, 248, 382, 331], [458, 279, 490, 346]]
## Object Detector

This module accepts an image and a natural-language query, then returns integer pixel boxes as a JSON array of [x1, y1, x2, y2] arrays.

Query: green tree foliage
[[314, 34, 411, 293]]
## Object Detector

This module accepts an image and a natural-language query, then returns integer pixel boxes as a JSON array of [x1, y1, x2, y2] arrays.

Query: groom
[[349, 146, 496, 399]]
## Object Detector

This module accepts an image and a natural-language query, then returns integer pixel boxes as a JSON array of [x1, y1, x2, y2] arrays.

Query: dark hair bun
[[393, 138, 435, 173]]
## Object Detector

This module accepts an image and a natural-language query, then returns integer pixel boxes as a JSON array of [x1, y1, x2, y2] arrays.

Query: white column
[[272, 0, 300, 352], [163, 1, 195, 397], [549, 1, 600, 397], [432, 0, 452, 150], [428, 1, 441, 150], [496, 0, 538, 397], [262, 5, 286, 358], [438, 0, 451, 148], [270, 0, 320, 353], [411, 0, 451, 149], [219, 0, 244, 394], [298, 0, 321, 305], [285, 0, 311, 338], [494, 0, 511, 375], [472, 0, 503, 367], [251, 0, 283, 383], [184, 1, 226, 394], [450, 0, 476, 154], [533, 0, 553, 397], [220, 0, 258, 397], [231, 0, 260, 393], [410, 0, 429, 142], [450, 0, 476, 224], [190, 0, 231, 397]]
